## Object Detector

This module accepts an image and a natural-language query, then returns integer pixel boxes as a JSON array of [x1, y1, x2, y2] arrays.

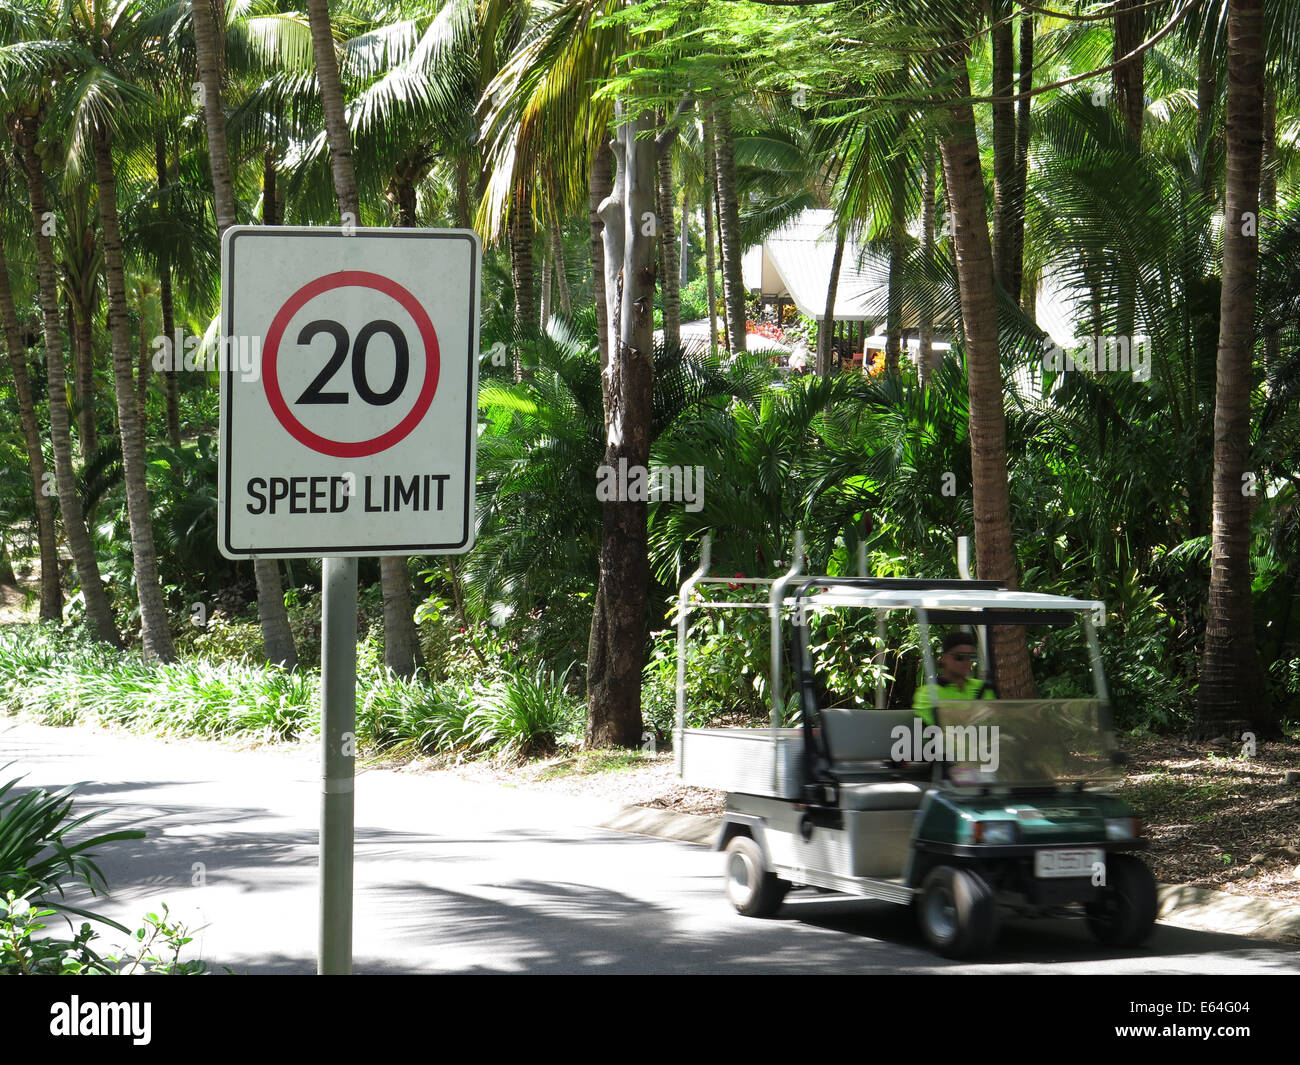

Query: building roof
[[742, 209, 885, 322]]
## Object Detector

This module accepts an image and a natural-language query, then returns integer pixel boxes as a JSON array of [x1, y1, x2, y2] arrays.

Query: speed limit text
[[245, 473, 451, 515]]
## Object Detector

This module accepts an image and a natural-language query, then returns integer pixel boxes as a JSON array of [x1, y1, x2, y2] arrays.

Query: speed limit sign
[[217, 226, 480, 558]]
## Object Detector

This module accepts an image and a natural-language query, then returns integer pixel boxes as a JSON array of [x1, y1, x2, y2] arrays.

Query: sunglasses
[[945, 652, 976, 662]]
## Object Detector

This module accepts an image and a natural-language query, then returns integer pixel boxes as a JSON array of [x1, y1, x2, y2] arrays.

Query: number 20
[[297, 318, 409, 405]]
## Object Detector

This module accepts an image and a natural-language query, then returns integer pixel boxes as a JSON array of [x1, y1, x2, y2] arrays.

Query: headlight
[[1105, 817, 1141, 840], [973, 820, 1018, 845]]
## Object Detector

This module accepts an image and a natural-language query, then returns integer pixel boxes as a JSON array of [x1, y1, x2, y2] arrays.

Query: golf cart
[[674, 535, 1157, 958]]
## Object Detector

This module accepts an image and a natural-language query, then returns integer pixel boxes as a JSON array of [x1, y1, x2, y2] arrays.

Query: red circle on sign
[[262, 271, 440, 458]]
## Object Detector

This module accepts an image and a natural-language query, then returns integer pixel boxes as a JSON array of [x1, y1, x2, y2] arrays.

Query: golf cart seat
[[819, 708, 931, 809]]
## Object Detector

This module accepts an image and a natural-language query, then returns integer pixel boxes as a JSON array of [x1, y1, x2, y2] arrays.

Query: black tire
[[724, 835, 790, 918], [917, 865, 1000, 959], [1086, 854, 1157, 947]]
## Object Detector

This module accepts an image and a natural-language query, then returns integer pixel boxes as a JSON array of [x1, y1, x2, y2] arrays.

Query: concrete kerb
[[600, 805, 1300, 944]]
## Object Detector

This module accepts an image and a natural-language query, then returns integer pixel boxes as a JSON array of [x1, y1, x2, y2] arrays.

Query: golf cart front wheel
[[1085, 854, 1157, 946], [724, 836, 790, 918], [917, 866, 999, 959]]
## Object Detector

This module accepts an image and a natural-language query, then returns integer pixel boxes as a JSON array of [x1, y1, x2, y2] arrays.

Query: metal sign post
[[218, 227, 480, 974], [319, 555, 357, 974]]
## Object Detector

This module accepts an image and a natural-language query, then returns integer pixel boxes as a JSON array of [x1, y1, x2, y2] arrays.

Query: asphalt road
[[4, 719, 1298, 975]]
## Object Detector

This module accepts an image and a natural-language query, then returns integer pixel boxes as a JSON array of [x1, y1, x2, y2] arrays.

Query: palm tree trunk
[[1196, 32, 1217, 194], [455, 150, 472, 230], [93, 127, 175, 662], [938, 50, 1035, 700], [305, 0, 359, 219], [817, 227, 846, 377], [540, 252, 552, 328], [195, 0, 298, 670], [656, 119, 680, 349], [551, 218, 572, 318], [157, 134, 181, 446], [587, 100, 656, 749], [136, 293, 150, 427], [1010, 12, 1033, 305], [886, 113, 906, 373], [991, 9, 1015, 293], [71, 298, 96, 458], [1112, 0, 1145, 143], [1197, 0, 1267, 738], [679, 183, 690, 291], [712, 104, 747, 354], [511, 177, 535, 334], [0, 226, 62, 621], [17, 118, 118, 646], [702, 114, 720, 359], [919, 137, 936, 385], [1261, 82, 1279, 390]]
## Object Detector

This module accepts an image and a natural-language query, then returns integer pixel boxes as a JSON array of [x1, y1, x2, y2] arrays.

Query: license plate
[[1035, 848, 1103, 879]]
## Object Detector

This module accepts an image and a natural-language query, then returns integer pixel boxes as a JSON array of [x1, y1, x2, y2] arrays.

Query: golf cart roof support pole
[[916, 607, 941, 708], [676, 536, 712, 776], [769, 531, 804, 791], [875, 611, 887, 709], [958, 535, 990, 675], [769, 531, 805, 730], [319, 555, 357, 976], [1082, 613, 1111, 703]]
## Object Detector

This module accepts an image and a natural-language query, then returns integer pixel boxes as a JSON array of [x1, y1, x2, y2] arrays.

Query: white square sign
[[217, 226, 480, 558]]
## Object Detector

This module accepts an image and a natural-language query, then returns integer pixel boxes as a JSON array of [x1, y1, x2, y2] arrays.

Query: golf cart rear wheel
[[724, 836, 790, 918], [918, 866, 999, 959], [1086, 854, 1157, 946]]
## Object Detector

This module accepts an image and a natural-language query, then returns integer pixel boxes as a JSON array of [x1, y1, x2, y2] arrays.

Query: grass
[[0, 623, 582, 762], [534, 749, 660, 781]]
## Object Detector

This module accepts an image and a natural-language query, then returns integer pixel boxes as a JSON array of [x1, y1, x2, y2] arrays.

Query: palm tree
[[12, 114, 120, 646], [189, 0, 299, 670], [1197, 0, 1267, 736], [0, 166, 61, 621]]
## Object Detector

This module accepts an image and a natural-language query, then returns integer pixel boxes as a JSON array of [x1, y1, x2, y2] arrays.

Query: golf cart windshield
[[934, 698, 1118, 788]]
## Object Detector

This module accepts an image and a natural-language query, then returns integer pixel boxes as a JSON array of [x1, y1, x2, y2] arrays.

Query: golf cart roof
[[792, 582, 1105, 616]]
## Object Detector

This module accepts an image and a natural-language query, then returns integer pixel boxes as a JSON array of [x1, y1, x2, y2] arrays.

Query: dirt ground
[[441, 733, 1300, 905]]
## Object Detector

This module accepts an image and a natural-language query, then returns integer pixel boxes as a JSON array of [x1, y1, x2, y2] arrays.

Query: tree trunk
[[379, 555, 424, 678], [656, 118, 680, 349], [551, 217, 572, 318], [93, 127, 175, 662], [702, 113, 720, 359], [589, 147, 613, 376], [1196, 26, 1218, 194], [679, 183, 690, 291], [886, 106, 906, 373], [72, 299, 96, 457], [919, 137, 936, 385], [991, 10, 1016, 293], [587, 100, 656, 749], [540, 251, 552, 328], [0, 220, 62, 621], [17, 118, 118, 646], [938, 51, 1035, 700], [197, 0, 298, 670], [1112, 0, 1145, 143], [157, 134, 181, 446], [712, 104, 747, 355], [1260, 81, 1278, 390], [455, 150, 472, 230], [305, 0, 359, 219], [510, 176, 535, 334], [1197, 0, 1268, 738], [192, 0, 239, 227], [817, 227, 846, 377], [136, 292, 150, 427], [1010, 13, 1033, 305]]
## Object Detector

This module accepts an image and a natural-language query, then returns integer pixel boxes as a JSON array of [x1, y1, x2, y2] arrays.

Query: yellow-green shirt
[[912, 677, 993, 725]]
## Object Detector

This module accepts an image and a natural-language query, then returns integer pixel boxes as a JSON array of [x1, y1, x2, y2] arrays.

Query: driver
[[912, 630, 994, 725]]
